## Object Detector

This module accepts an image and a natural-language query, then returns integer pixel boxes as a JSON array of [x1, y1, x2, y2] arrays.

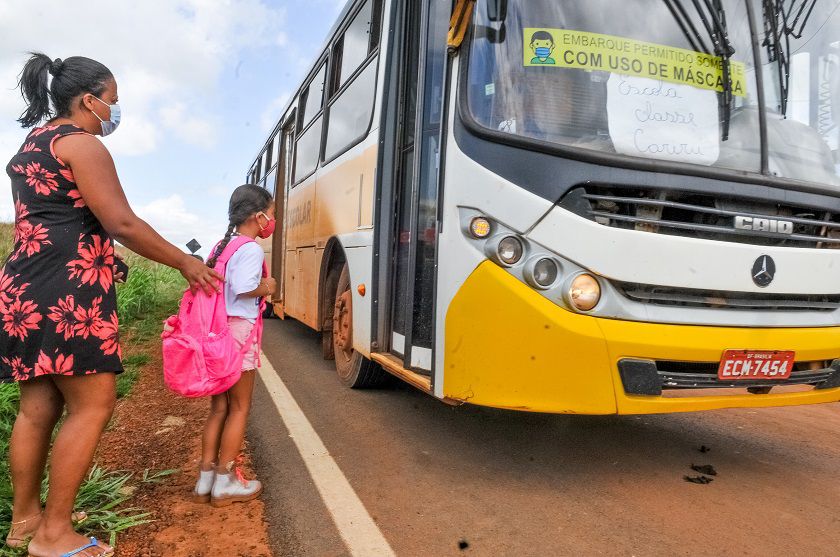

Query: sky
[[0, 0, 345, 256]]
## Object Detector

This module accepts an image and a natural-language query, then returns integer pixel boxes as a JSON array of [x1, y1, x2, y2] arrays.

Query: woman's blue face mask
[[535, 46, 552, 58], [90, 96, 121, 136]]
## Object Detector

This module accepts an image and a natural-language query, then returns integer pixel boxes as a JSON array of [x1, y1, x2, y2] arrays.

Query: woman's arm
[[55, 133, 223, 294]]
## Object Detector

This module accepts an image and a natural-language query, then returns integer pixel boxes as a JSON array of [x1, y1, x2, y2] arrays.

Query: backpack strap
[[212, 235, 257, 272]]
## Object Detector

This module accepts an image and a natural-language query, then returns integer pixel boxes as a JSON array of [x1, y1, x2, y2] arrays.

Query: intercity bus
[[246, 0, 840, 414]]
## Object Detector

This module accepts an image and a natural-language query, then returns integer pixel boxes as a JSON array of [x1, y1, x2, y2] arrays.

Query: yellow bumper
[[443, 262, 840, 414]]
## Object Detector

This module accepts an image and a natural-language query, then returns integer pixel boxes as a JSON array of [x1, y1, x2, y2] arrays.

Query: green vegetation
[[116, 354, 150, 399], [0, 223, 13, 260], [112, 254, 183, 399], [117, 254, 183, 325], [0, 225, 185, 554]]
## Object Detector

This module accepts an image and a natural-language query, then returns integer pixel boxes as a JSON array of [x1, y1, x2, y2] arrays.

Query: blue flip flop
[[59, 537, 113, 557]]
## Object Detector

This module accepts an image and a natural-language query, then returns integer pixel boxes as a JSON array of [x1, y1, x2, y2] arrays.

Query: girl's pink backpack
[[161, 235, 266, 397]]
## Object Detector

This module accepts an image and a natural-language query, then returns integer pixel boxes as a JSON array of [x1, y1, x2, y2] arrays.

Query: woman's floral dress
[[0, 124, 122, 382]]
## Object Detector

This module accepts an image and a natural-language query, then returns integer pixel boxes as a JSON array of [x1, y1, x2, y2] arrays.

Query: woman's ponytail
[[15, 52, 113, 129], [16, 52, 53, 128]]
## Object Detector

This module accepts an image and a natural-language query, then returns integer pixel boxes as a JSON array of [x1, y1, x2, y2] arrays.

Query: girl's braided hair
[[206, 184, 273, 269]]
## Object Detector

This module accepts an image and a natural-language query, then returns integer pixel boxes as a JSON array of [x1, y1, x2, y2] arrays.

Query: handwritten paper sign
[[607, 74, 721, 166]]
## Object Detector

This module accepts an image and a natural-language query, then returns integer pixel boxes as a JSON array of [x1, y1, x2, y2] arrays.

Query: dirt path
[[97, 349, 273, 556]]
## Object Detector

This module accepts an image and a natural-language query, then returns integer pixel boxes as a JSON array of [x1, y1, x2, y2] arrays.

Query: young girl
[[193, 184, 276, 506]]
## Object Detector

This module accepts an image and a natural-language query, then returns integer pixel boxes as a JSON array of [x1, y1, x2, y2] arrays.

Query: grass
[[0, 226, 185, 554], [112, 254, 182, 398], [116, 354, 150, 399], [0, 223, 13, 261]]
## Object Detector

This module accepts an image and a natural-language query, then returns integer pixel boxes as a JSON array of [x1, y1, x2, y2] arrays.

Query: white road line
[[258, 352, 397, 557]]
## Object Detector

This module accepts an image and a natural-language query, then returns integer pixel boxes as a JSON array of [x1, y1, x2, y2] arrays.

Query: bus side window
[[265, 137, 275, 172], [333, 0, 375, 91], [255, 155, 263, 182], [323, 0, 382, 162], [294, 63, 328, 185], [263, 167, 277, 196], [299, 63, 327, 130]]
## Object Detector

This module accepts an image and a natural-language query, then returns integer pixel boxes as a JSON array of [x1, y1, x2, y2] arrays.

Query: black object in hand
[[114, 257, 129, 280]]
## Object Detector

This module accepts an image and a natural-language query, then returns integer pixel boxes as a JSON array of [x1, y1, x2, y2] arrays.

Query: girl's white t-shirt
[[224, 239, 264, 323]]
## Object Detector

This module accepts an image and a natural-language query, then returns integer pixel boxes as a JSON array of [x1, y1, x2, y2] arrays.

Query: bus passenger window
[[335, 1, 373, 88], [263, 168, 277, 196], [265, 138, 274, 171], [293, 117, 323, 183], [300, 63, 327, 129], [325, 61, 378, 161]]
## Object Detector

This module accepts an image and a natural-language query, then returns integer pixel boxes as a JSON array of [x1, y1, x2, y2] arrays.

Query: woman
[[1, 53, 222, 557]]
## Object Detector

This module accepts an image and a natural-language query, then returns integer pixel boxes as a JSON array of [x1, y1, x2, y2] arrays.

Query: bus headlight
[[497, 236, 524, 265], [525, 257, 559, 289], [469, 217, 492, 238], [569, 274, 601, 311]]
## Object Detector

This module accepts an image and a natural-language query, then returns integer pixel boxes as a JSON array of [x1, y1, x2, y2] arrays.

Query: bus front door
[[383, 0, 449, 377], [272, 119, 295, 318]]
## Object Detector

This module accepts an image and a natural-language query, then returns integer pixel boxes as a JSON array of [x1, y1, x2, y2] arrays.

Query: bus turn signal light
[[570, 274, 601, 311], [470, 217, 492, 238]]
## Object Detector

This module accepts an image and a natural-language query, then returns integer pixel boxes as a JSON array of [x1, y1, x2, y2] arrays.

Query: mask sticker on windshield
[[528, 30, 557, 65], [523, 28, 746, 97]]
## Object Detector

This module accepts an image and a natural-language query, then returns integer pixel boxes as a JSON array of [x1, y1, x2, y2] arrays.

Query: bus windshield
[[466, 0, 840, 187]]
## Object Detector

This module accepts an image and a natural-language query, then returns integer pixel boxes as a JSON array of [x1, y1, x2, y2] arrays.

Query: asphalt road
[[249, 318, 840, 557]]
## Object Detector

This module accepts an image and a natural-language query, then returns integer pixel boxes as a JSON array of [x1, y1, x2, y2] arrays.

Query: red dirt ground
[[96, 350, 273, 556]]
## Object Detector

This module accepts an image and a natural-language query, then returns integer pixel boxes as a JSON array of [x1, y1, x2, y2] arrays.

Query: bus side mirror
[[486, 0, 507, 22]]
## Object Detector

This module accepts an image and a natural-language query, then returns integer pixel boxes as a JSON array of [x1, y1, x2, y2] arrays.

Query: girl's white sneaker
[[192, 468, 216, 503], [210, 470, 262, 507]]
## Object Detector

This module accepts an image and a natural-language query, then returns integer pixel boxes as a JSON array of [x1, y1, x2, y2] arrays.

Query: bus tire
[[321, 265, 340, 361], [332, 263, 385, 388]]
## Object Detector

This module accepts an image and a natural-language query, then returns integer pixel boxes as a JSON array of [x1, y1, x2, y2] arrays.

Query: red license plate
[[717, 350, 795, 381]]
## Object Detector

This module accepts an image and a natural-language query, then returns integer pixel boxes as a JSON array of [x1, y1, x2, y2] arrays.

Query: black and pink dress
[[0, 124, 122, 382]]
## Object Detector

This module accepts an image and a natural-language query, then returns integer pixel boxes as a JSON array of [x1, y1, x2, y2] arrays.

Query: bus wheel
[[332, 263, 385, 388]]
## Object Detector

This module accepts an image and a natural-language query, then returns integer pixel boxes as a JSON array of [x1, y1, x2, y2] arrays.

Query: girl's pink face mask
[[257, 212, 276, 239]]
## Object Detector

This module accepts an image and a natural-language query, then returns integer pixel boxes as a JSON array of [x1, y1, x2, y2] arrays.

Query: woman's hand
[[179, 255, 224, 295], [113, 251, 127, 284]]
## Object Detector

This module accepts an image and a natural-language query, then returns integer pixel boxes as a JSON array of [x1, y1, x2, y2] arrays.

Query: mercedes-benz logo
[[752, 255, 776, 287]]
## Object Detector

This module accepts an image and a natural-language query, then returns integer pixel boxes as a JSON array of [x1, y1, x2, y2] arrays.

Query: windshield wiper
[[762, 1, 819, 116], [694, 0, 736, 140], [663, 0, 712, 54], [663, 0, 735, 140]]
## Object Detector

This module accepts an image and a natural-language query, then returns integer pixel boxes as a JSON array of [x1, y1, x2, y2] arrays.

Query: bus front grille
[[618, 358, 840, 394], [615, 282, 840, 312], [560, 185, 840, 248]]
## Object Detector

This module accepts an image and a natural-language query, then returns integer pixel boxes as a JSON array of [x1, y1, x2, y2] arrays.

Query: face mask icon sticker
[[529, 30, 556, 65]]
